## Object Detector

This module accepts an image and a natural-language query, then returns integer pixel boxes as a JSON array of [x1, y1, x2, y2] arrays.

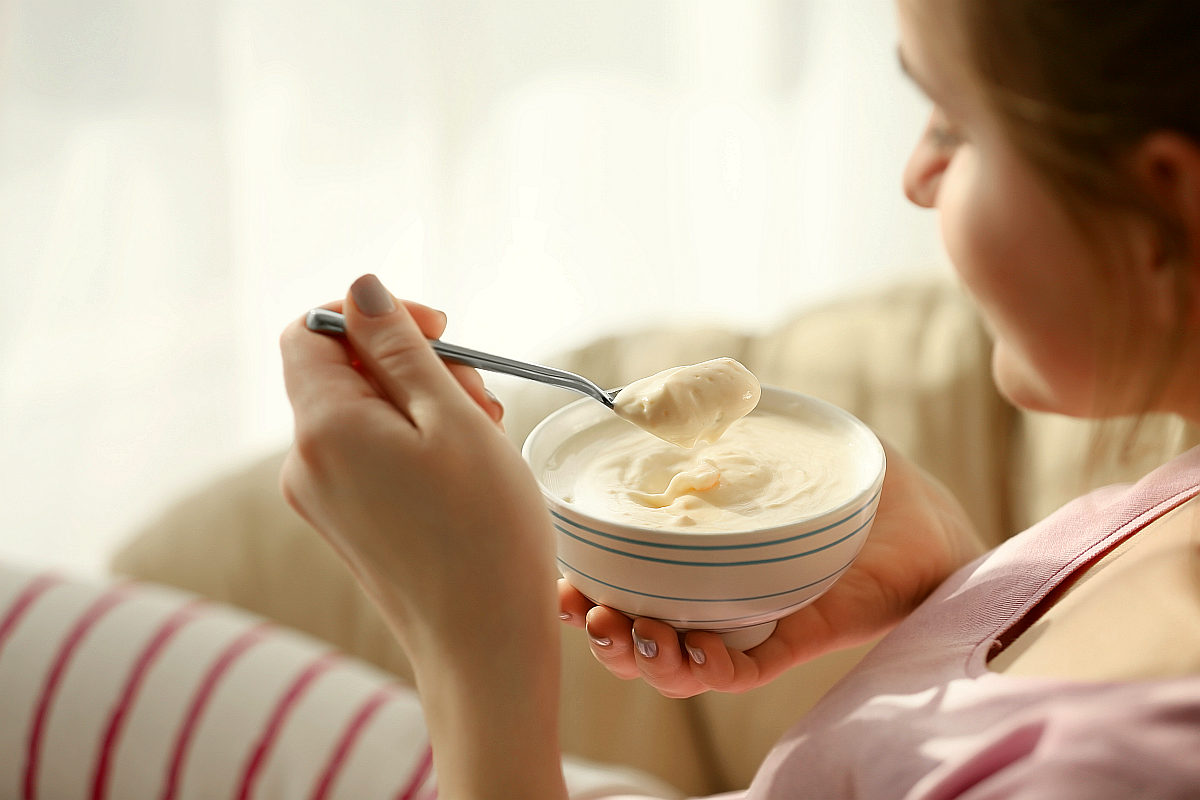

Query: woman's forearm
[[407, 598, 570, 800]]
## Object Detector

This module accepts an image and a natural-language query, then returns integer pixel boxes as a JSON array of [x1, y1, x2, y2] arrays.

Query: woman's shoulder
[[989, 494, 1200, 680]]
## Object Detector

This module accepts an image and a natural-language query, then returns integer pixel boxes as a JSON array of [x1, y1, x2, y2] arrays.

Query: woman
[[280, 0, 1200, 795]]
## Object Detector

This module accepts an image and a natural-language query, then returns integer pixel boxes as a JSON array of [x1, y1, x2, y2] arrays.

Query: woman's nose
[[903, 118, 948, 208]]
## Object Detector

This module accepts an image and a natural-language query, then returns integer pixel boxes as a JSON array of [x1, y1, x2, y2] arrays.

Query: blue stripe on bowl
[[548, 482, 882, 551], [555, 509, 875, 567], [638, 607, 814, 628], [556, 552, 857, 605]]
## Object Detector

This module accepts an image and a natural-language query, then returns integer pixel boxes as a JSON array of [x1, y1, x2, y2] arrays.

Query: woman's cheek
[[934, 154, 986, 293], [932, 155, 1057, 411]]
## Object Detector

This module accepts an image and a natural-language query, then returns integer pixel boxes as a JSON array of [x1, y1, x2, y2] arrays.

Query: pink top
[[731, 446, 1200, 799]]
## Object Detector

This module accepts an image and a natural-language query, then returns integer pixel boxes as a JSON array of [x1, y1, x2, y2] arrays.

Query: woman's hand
[[279, 279, 554, 648], [280, 274, 569, 799], [559, 441, 987, 698]]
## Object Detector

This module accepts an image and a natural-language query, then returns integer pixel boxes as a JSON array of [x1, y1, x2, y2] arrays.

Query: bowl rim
[[522, 385, 886, 542]]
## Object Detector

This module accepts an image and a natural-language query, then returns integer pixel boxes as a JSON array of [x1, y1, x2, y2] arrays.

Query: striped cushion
[[0, 564, 677, 800]]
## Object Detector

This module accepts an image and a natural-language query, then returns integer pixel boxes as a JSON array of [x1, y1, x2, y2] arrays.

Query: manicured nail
[[350, 274, 396, 317], [483, 388, 504, 421], [633, 632, 658, 659], [687, 645, 706, 665], [585, 620, 612, 647]]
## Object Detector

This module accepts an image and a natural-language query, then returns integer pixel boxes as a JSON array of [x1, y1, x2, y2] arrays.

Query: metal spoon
[[306, 308, 617, 408]]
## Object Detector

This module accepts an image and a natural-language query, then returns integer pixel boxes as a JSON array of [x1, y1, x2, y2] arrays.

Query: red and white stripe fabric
[[0, 563, 679, 800]]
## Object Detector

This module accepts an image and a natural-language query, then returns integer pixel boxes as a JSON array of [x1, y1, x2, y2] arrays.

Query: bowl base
[[716, 620, 777, 651]]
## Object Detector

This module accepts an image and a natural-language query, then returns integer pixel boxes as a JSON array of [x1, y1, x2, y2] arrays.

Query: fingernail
[[687, 645, 706, 665], [483, 388, 504, 421], [633, 631, 658, 659], [350, 274, 396, 317], [585, 621, 612, 648], [559, 612, 573, 622]]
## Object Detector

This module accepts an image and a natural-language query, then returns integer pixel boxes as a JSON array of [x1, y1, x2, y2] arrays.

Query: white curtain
[[0, 0, 943, 576]]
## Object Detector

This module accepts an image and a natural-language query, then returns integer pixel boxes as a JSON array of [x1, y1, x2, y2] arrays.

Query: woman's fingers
[[557, 582, 800, 696], [399, 299, 448, 339], [566, 587, 701, 692], [678, 631, 736, 686], [628, 618, 701, 699], [447, 363, 505, 426], [581, 606, 716, 698], [557, 579, 593, 628], [343, 275, 475, 424], [684, 631, 780, 694], [583, 606, 642, 680], [280, 303, 378, 417], [398, 296, 503, 425], [342, 275, 503, 426]]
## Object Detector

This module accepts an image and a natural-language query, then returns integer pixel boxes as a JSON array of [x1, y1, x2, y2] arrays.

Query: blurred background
[[0, 0, 944, 576]]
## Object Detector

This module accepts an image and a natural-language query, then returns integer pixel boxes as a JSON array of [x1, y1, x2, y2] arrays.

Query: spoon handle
[[305, 308, 615, 407]]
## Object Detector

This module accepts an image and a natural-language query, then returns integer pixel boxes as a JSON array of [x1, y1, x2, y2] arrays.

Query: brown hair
[[958, 1, 1200, 253], [951, 1, 1199, 420]]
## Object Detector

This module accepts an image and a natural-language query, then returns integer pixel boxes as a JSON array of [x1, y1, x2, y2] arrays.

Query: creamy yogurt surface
[[543, 410, 866, 531], [612, 358, 761, 448]]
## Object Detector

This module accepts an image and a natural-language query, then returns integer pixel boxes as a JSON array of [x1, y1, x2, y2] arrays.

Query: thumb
[[344, 273, 469, 423]]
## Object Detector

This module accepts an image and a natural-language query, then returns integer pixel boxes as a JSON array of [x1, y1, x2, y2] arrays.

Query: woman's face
[[896, 0, 1162, 417]]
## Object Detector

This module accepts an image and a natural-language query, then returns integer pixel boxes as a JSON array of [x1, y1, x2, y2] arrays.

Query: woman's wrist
[[411, 615, 569, 800]]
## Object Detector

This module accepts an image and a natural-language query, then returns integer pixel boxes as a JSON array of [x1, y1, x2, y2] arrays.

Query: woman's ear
[[1130, 132, 1200, 324]]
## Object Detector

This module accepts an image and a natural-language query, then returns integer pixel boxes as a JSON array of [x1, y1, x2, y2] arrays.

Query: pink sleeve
[[911, 684, 1200, 800]]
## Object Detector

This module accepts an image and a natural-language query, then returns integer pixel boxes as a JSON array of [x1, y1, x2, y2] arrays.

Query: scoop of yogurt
[[612, 357, 761, 448]]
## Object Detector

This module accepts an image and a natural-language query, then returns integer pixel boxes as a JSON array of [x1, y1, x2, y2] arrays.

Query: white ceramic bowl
[[522, 386, 885, 650]]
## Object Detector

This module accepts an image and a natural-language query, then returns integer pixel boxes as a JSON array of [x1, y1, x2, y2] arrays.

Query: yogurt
[[542, 410, 865, 531], [612, 358, 760, 448]]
